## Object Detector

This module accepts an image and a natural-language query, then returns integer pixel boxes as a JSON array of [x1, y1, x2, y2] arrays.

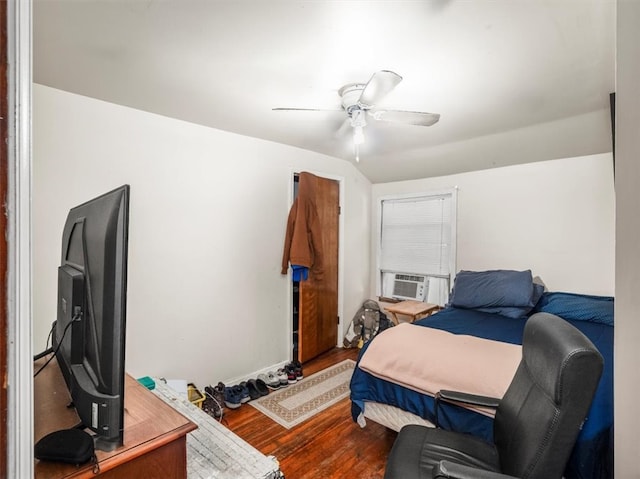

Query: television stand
[[34, 357, 197, 478]]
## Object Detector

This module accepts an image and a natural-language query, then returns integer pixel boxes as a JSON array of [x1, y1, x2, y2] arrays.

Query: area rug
[[250, 359, 356, 429]]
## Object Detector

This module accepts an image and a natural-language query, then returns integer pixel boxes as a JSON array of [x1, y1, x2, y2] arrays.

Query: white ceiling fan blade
[[334, 117, 352, 139], [370, 109, 440, 126], [358, 70, 403, 108]]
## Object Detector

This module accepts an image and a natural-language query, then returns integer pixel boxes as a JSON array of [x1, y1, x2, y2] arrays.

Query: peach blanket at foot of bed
[[357, 322, 522, 417]]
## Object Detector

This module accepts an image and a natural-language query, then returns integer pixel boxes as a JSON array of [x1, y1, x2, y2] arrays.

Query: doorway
[[290, 172, 340, 364]]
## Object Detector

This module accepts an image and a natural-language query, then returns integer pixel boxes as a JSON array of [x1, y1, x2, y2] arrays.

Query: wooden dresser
[[34, 358, 197, 479]]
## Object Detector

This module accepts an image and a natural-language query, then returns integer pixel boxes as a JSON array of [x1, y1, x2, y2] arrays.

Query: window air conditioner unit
[[392, 274, 427, 301]]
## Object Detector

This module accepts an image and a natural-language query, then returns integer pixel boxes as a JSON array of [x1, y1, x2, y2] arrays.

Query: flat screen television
[[52, 185, 130, 451]]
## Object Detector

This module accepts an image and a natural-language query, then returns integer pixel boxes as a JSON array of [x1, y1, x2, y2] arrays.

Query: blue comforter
[[350, 304, 613, 479]]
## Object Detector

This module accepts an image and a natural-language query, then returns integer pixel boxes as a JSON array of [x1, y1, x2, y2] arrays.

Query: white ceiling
[[33, 0, 615, 183]]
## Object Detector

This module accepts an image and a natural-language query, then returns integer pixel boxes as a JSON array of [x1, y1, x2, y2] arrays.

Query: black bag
[[35, 428, 96, 466]]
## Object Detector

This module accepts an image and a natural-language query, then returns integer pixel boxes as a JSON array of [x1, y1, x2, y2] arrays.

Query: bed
[[350, 270, 613, 479]]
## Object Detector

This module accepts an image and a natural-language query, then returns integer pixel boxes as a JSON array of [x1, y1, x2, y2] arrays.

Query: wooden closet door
[[298, 176, 339, 363]]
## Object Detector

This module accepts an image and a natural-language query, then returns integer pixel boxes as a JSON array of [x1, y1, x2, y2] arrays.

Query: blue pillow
[[533, 292, 614, 326], [474, 283, 545, 319], [450, 269, 536, 309]]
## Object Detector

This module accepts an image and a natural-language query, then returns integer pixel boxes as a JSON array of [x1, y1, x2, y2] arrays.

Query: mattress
[[360, 400, 434, 432]]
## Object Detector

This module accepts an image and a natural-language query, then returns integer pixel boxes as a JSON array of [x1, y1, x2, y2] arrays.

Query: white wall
[[372, 153, 615, 296], [33, 85, 371, 387], [366, 109, 612, 183], [615, 1, 640, 476]]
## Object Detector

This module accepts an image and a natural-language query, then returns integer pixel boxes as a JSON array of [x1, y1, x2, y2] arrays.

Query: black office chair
[[384, 312, 604, 479]]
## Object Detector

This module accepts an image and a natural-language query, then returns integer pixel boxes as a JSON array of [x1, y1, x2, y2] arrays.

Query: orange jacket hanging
[[281, 172, 323, 279]]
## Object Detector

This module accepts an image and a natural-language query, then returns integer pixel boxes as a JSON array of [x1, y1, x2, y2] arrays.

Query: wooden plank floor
[[222, 347, 397, 479]]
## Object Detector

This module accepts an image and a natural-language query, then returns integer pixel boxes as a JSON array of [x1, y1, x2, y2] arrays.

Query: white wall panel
[[372, 153, 615, 296], [33, 85, 371, 387]]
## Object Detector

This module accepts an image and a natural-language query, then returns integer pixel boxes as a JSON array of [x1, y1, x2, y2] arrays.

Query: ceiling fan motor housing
[[338, 83, 367, 113]]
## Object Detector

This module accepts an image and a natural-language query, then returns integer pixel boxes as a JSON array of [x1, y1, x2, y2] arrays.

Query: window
[[377, 189, 457, 305]]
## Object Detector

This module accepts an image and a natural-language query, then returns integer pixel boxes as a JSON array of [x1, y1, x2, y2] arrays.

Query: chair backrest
[[493, 312, 603, 479]]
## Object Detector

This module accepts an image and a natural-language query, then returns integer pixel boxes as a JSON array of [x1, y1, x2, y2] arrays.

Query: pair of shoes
[[285, 361, 304, 384], [203, 382, 225, 419], [224, 383, 249, 409], [247, 378, 269, 399], [258, 372, 281, 391]]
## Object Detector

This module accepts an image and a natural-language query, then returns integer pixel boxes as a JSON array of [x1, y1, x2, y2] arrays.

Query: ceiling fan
[[273, 70, 440, 162]]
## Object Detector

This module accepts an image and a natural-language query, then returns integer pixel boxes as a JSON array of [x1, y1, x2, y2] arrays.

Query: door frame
[[286, 169, 345, 359], [5, 0, 33, 477]]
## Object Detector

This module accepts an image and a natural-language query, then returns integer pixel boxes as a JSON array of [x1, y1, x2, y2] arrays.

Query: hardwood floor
[[222, 347, 397, 479]]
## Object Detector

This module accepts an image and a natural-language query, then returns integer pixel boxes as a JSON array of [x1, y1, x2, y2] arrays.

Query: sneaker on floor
[[238, 382, 251, 403], [285, 364, 298, 384], [266, 372, 281, 390], [292, 360, 304, 380], [258, 373, 279, 391], [203, 382, 225, 419], [213, 381, 226, 405], [276, 368, 289, 387], [209, 384, 226, 417], [224, 385, 242, 409]]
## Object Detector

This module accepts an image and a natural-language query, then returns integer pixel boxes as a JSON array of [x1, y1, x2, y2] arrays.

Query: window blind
[[380, 194, 452, 276]]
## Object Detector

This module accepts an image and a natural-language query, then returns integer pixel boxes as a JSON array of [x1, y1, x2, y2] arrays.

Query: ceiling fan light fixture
[[350, 108, 366, 146], [353, 125, 365, 145]]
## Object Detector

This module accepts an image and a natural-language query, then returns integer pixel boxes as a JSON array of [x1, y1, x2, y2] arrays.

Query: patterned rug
[[249, 359, 356, 429]]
